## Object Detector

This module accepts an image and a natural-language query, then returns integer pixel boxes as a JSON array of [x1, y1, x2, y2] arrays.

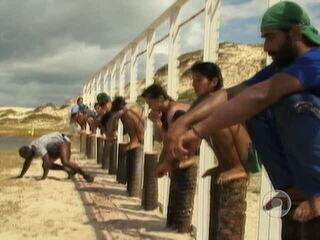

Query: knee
[[274, 92, 320, 112]]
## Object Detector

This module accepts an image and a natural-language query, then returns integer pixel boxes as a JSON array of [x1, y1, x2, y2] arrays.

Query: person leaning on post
[[158, 2, 320, 238]]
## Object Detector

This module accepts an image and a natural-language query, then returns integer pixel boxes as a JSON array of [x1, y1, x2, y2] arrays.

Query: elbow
[[249, 84, 275, 106]]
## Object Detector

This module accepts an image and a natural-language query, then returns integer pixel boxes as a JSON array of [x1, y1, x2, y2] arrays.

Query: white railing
[[81, 0, 282, 239]]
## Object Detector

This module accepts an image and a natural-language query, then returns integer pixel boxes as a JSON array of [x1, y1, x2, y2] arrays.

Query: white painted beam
[[258, 1, 281, 240], [196, 1, 221, 239], [130, 44, 139, 103], [143, 31, 156, 154]]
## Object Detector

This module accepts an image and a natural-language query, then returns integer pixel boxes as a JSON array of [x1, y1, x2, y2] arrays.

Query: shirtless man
[[100, 96, 144, 149], [160, 1, 320, 233], [190, 62, 251, 184], [17, 132, 94, 182], [141, 84, 196, 232], [84, 102, 100, 134], [141, 84, 193, 168]]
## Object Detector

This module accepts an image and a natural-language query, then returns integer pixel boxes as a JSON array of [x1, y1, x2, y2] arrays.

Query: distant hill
[[0, 42, 266, 135], [0, 103, 70, 132], [124, 42, 266, 101]]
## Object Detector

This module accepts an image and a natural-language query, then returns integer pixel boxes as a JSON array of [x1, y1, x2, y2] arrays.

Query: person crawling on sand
[[17, 132, 94, 182]]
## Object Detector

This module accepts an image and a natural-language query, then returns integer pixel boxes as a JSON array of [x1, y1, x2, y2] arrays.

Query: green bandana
[[261, 1, 320, 46], [96, 92, 111, 104]]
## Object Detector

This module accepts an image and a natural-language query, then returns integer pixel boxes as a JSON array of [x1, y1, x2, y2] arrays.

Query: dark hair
[[141, 84, 173, 101], [94, 102, 99, 108], [111, 96, 126, 112], [19, 145, 34, 160], [77, 97, 83, 103], [190, 62, 223, 90]]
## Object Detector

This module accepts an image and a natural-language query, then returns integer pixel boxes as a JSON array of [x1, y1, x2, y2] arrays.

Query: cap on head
[[97, 92, 111, 104], [261, 1, 320, 45], [78, 103, 88, 112]]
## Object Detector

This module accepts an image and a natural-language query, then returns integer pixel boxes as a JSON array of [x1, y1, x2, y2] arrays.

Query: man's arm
[[153, 120, 165, 141], [194, 73, 304, 138], [40, 154, 51, 180], [127, 108, 145, 142], [148, 110, 165, 141], [17, 158, 32, 178], [175, 83, 247, 127]]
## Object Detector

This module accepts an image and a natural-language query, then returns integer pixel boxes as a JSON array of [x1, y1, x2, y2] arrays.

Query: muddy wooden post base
[[141, 152, 158, 211], [97, 137, 104, 165], [166, 164, 197, 233], [88, 134, 97, 159], [80, 131, 86, 154], [126, 147, 143, 197], [85, 134, 91, 158], [102, 139, 111, 170], [117, 143, 127, 184], [209, 175, 247, 240], [108, 139, 118, 175]]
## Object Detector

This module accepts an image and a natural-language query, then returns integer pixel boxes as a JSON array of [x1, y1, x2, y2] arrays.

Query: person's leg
[[60, 142, 94, 182], [246, 108, 294, 190], [204, 129, 247, 184], [48, 162, 75, 179], [273, 92, 320, 221]]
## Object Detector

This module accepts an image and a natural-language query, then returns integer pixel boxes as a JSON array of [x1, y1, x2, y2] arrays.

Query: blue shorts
[[247, 91, 320, 197]]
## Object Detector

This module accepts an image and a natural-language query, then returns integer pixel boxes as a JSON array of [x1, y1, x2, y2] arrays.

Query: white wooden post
[[106, 69, 111, 94], [111, 65, 116, 99], [87, 80, 92, 108], [158, 8, 182, 217], [144, 31, 156, 154], [167, 9, 181, 100], [97, 73, 102, 94], [86, 83, 89, 105], [118, 55, 127, 144], [93, 78, 97, 107], [102, 71, 107, 93], [82, 83, 87, 103], [130, 44, 139, 103], [195, 0, 221, 239], [258, 1, 282, 239]]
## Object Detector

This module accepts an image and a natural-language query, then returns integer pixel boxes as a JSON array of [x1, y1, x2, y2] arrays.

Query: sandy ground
[[0, 145, 260, 240], [0, 158, 97, 240], [0, 150, 193, 240]]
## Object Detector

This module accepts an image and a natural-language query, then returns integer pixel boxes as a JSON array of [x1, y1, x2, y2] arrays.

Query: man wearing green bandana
[[97, 92, 111, 111], [158, 1, 320, 237], [95, 92, 112, 131]]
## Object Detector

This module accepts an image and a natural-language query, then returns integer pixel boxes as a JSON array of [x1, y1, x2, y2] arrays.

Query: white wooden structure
[[81, 0, 283, 239]]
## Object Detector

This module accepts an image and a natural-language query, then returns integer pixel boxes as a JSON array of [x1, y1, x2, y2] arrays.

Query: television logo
[[262, 190, 292, 218]]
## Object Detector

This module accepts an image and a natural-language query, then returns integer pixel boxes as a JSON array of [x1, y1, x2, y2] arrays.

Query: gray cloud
[[0, 0, 319, 107], [0, 0, 175, 107]]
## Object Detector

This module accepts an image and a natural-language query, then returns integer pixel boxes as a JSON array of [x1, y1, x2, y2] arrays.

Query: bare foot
[[126, 142, 141, 150], [293, 197, 320, 222], [202, 167, 219, 178], [216, 168, 247, 185], [156, 160, 173, 178], [177, 159, 195, 169]]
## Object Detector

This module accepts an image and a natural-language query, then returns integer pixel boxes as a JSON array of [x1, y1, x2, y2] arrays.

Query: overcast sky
[[0, 0, 319, 107]]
